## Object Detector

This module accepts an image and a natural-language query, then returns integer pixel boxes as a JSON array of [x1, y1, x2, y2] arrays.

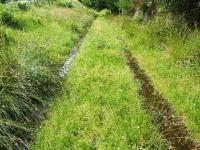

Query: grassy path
[[32, 17, 164, 150]]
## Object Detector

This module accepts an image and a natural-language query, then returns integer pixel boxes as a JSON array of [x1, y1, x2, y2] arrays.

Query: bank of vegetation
[[0, 1, 95, 149], [1, 0, 200, 149]]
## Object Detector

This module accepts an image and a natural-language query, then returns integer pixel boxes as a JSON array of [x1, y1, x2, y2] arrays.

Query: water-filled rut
[[124, 50, 199, 150], [59, 19, 95, 78], [59, 38, 84, 77]]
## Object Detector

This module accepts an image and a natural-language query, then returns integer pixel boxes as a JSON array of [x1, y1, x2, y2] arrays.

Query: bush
[[66, 0, 73, 8], [57, 0, 73, 8], [0, 11, 13, 25], [0, 10, 25, 29], [80, 0, 118, 12], [0, 0, 7, 4], [18, 3, 30, 11], [161, 0, 200, 26], [99, 9, 111, 16]]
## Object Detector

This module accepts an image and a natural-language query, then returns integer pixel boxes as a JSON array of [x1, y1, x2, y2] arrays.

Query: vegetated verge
[[123, 13, 200, 143], [124, 50, 199, 150], [0, 2, 95, 150]]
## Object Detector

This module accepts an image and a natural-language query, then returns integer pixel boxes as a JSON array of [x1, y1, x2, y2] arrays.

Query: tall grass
[[123, 14, 200, 141], [124, 15, 200, 66], [0, 3, 94, 149], [33, 17, 164, 150], [0, 4, 42, 30]]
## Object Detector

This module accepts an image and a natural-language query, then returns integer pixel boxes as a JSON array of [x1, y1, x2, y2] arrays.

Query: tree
[[80, 0, 118, 12], [118, 0, 135, 14], [0, 0, 8, 3], [161, 0, 200, 26]]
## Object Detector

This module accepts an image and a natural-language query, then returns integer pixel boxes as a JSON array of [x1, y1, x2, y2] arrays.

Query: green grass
[[32, 17, 164, 150], [122, 15, 200, 142], [0, 2, 94, 149], [2, 2, 199, 149]]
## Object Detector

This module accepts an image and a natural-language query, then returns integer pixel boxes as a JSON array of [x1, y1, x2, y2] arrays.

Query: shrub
[[99, 9, 111, 16], [66, 0, 73, 8], [161, 0, 200, 26], [0, 0, 7, 4], [0, 10, 25, 29], [80, 0, 118, 12], [18, 3, 30, 11], [0, 11, 13, 25], [57, 0, 73, 8]]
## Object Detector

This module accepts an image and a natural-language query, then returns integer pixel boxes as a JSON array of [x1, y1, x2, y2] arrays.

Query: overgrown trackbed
[[124, 50, 199, 150], [33, 16, 199, 150], [33, 17, 164, 150]]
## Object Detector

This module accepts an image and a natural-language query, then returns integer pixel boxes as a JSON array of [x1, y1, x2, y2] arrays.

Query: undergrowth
[[0, 3, 42, 30], [0, 3, 94, 149], [124, 15, 200, 67], [123, 14, 200, 142], [56, 0, 73, 8]]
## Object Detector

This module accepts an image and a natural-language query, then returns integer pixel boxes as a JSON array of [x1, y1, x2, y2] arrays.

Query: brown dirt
[[124, 50, 199, 150]]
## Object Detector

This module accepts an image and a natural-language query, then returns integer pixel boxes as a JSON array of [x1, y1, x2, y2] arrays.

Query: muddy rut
[[124, 50, 199, 150]]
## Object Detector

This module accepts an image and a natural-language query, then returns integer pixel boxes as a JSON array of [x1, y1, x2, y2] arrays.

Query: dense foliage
[[80, 0, 200, 25], [161, 0, 200, 25], [79, 0, 119, 11]]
